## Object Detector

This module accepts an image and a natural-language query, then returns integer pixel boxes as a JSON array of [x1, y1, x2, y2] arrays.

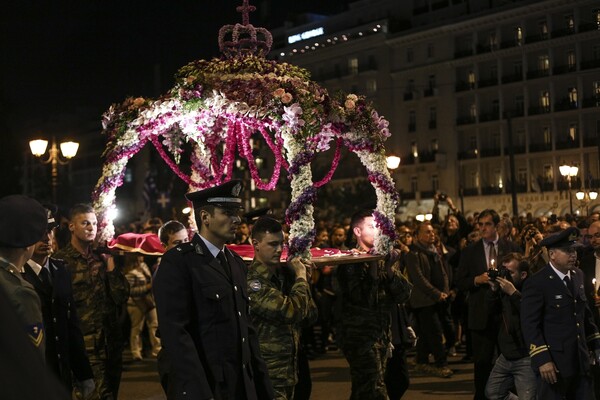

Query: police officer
[[22, 205, 95, 397], [247, 216, 317, 400], [521, 227, 600, 399], [154, 180, 274, 400], [0, 195, 47, 358]]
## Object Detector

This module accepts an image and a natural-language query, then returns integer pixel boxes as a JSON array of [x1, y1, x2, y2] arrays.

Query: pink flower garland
[[150, 135, 194, 185], [314, 138, 342, 188]]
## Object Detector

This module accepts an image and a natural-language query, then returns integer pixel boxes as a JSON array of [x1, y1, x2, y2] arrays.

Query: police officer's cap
[[185, 179, 244, 209], [0, 195, 47, 248], [539, 227, 582, 250], [243, 207, 271, 223], [43, 203, 59, 229]]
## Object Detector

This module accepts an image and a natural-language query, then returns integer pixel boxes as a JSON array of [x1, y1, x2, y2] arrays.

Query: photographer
[[519, 224, 547, 274], [484, 253, 535, 400]]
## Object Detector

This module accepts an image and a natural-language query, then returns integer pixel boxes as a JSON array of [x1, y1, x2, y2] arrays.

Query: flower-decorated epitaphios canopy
[[92, 0, 399, 257]]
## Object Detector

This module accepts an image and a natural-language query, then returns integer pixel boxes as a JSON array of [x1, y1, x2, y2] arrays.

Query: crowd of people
[[3, 185, 600, 400]]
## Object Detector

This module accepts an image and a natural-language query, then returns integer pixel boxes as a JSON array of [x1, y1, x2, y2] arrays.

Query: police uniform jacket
[[0, 258, 45, 357], [154, 234, 273, 400], [455, 238, 521, 330], [22, 257, 93, 390], [521, 264, 600, 377]]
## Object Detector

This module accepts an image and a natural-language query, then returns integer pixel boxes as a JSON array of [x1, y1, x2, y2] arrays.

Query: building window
[[492, 99, 500, 115], [567, 50, 576, 68], [470, 103, 477, 118], [595, 9, 600, 29], [543, 126, 551, 145], [517, 168, 527, 186], [411, 141, 419, 158], [408, 79, 415, 92], [540, 91, 551, 110], [428, 75, 436, 90], [471, 171, 480, 188], [427, 43, 434, 58], [368, 55, 377, 69], [348, 57, 358, 75], [594, 81, 600, 96], [568, 87, 578, 106], [492, 132, 501, 149], [407, 48, 414, 63], [539, 20, 548, 38], [411, 176, 418, 193], [431, 138, 439, 152], [569, 123, 578, 141], [565, 14, 575, 31], [469, 136, 478, 154], [366, 79, 377, 94], [515, 27, 523, 45], [489, 32, 497, 49], [429, 107, 437, 129], [515, 95, 524, 114], [538, 55, 550, 71], [543, 164, 553, 182], [432, 174, 439, 192], [408, 110, 416, 132], [513, 61, 523, 76], [490, 65, 498, 80], [468, 71, 476, 88]]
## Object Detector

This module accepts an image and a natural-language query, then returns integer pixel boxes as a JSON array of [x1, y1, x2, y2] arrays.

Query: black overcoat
[[154, 234, 273, 400]]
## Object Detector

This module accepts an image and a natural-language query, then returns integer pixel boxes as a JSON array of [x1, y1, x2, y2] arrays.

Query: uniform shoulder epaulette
[[174, 242, 195, 254]]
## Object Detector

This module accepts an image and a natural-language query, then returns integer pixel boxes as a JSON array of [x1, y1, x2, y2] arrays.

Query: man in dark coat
[[454, 209, 521, 400], [521, 227, 600, 399], [154, 180, 274, 400], [22, 205, 94, 397]]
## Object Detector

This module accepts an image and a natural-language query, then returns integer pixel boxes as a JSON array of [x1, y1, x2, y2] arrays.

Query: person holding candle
[[577, 220, 600, 399]]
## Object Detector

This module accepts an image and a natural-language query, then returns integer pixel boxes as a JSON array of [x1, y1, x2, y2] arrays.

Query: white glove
[[77, 378, 96, 399], [407, 326, 418, 347]]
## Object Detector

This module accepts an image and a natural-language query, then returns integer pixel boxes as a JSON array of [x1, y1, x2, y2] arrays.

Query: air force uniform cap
[[0, 195, 47, 248], [185, 179, 244, 209], [539, 226, 582, 249]]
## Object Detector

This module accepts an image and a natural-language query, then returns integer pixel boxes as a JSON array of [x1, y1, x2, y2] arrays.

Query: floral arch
[[92, 0, 399, 257]]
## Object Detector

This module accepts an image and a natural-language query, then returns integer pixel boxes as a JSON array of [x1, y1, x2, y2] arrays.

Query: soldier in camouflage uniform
[[55, 204, 130, 400], [247, 217, 318, 400], [336, 209, 412, 400], [0, 195, 48, 359]]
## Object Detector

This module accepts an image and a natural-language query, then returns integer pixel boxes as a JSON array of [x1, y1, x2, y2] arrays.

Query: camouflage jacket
[[335, 259, 412, 348], [54, 244, 129, 336], [247, 260, 317, 387]]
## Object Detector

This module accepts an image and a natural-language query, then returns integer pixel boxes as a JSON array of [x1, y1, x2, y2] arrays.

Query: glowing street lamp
[[559, 164, 578, 216], [29, 137, 79, 203], [386, 154, 401, 170], [575, 190, 598, 216]]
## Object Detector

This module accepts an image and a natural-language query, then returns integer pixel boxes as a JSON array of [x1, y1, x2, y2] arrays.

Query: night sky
[[0, 0, 351, 198]]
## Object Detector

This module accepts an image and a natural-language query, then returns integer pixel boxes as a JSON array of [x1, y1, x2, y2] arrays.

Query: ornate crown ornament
[[218, 0, 273, 59]]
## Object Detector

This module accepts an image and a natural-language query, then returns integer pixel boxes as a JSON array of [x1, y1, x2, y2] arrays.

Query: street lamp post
[[559, 164, 579, 216], [575, 190, 598, 216], [29, 137, 79, 204], [386, 154, 401, 171]]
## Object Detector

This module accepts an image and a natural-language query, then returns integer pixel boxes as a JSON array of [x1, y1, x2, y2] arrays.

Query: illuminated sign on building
[[287, 27, 325, 44]]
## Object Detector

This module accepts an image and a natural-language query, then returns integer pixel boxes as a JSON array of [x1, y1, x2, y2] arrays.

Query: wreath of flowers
[[92, 4, 398, 257]]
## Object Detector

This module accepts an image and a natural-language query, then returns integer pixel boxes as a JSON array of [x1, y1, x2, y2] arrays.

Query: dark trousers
[[438, 302, 456, 351], [536, 373, 594, 400], [471, 327, 497, 400], [413, 305, 448, 367], [294, 346, 312, 400], [385, 345, 409, 400]]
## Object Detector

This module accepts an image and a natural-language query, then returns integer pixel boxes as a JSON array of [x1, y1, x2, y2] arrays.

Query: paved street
[[119, 349, 476, 399]]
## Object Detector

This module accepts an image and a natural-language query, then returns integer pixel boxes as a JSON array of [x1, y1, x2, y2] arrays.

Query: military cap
[[0, 195, 47, 248], [539, 226, 582, 249], [243, 207, 271, 223], [43, 203, 59, 229], [185, 179, 244, 209]]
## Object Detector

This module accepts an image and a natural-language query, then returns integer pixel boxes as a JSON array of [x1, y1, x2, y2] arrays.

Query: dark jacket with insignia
[[22, 258, 93, 390], [154, 234, 273, 400], [521, 264, 600, 377], [0, 258, 45, 358], [247, 260, 318, 388]]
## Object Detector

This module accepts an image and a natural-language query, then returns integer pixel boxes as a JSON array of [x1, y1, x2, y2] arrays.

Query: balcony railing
[[555, 139, 578, 150], [584, 137, 597, 147], [553, 64, 576, 75], [551, 27, 575, 38], [476, 44, 493, 54], [482, 186, 503, 195], [479, 112, 500, 122], [505, 107, 524, 117], [525, 33, 548, 44], [402, 191, 416, 200], [419, 151, 436, 163], [480, 147, 501, 157], [504, 145, 526, 154], [581, 59, 600, 70], [478, 78, 498, 88], [579, 22, 599, 33], [528, 105, 551, 115], [404, 92, 414, 101], [458, 149, 478, 160], [455, 81, 471, 92], [420, 190, 436, 199], [583, 97, 600, 108], [502, 73, 522, 84], [462, 188, 479, 196], [500, 39, 519, 49], [554, 99, 578, 112], [526, 69, 550, 80], [423, 87, 437, 97], [456, 116, 476, 125], [454, 49, 473, 59], [541, 182, 554, 192], [529, 142, 552, 152]]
